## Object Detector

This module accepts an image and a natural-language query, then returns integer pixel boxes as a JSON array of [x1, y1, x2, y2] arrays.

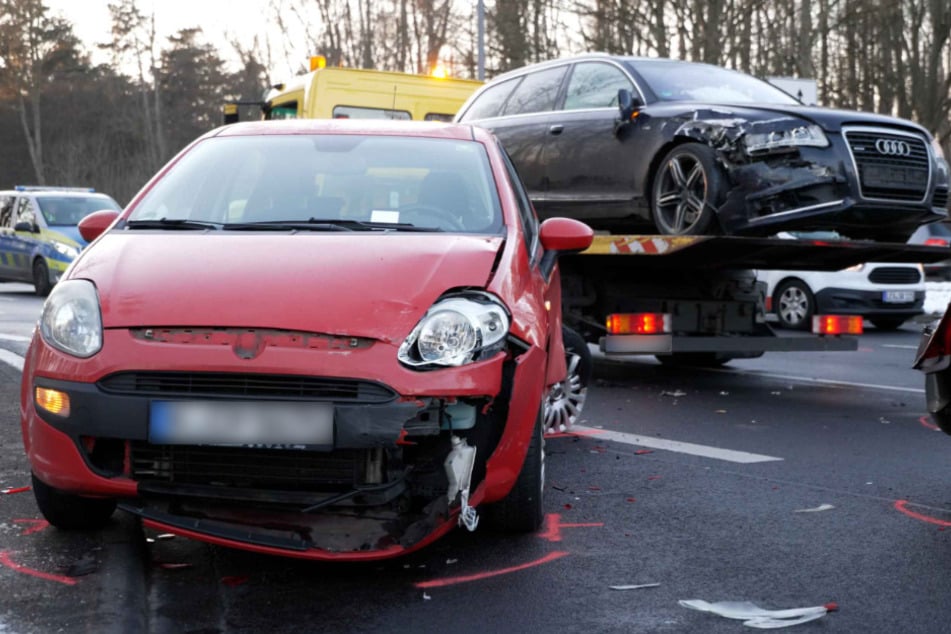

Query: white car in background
[[758, 232, 925, 331]]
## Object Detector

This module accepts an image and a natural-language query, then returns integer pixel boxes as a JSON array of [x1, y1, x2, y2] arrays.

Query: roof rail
[[14, 186, 96, 192]]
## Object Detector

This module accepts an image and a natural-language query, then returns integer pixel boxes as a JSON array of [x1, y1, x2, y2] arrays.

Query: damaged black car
[[455, 54, 950, 241]]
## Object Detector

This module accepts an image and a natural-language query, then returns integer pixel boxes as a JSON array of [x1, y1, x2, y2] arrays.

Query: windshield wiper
[[125, 218, 222, 231], [223, 218, 441, 232]]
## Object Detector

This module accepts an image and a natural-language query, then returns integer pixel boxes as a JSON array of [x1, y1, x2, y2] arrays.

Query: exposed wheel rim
[[778, 286, 809, 326], [544, 349, 588, 432], [654, 153, 708, 233]]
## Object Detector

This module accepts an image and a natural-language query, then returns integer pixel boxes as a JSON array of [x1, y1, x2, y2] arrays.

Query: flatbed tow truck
[[559, 234, 950, 364]]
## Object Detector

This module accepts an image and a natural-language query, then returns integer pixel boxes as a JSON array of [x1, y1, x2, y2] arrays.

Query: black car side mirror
[[14, 221, 37, 233], [616, 89, 643, 133]]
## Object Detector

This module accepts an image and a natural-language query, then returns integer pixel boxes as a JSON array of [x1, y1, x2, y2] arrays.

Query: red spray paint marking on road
[[0, 551, 77, 586], [13, 519, 49, 536], [919, 415, 941, 432], [1, 486, 31, 495], [894, 500, 951, 527], [537, 513, 604, 543], [414, 551, 570, 589]]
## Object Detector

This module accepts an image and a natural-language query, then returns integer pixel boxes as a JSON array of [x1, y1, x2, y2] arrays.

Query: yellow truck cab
[[231, 60, 482, 123]]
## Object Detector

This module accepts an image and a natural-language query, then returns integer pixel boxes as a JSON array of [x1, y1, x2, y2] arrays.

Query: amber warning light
[[606, 313, 672, 335], [35, 387, 70, 417], [812, 314, 863, 335]]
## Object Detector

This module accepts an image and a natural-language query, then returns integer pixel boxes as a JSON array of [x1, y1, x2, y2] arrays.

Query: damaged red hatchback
[[19, 120, 593, 560]]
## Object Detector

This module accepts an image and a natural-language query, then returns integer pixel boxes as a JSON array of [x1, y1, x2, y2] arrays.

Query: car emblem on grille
[[874, 139, 912, 156]]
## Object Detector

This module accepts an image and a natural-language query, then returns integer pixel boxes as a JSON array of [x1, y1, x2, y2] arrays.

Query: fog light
[[35, 387, 70, 417]]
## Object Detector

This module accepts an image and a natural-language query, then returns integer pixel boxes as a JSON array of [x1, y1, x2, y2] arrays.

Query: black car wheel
[[774, 279, 814, 330], [32, 259, 52, 297], [651, 143, 724, 235], [31, 473, 116, 530], [543, 327, 592, 433], [870, 317, 906, 331], [483, 406, 545, 533]]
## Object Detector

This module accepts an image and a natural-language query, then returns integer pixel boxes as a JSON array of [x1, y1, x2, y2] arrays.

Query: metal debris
[[610, 583, 661, 591], [794, 504, 835, 513], [679, 600, 837, 629], [661, 390, 687, 398]]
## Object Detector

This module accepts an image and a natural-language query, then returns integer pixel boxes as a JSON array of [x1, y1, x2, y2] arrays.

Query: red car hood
[[72, 232, 504, 343]]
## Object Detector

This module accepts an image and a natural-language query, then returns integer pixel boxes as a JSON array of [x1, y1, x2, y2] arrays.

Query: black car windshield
[[632, 61, 800, 105], [129, 134, 504, 234], [37, 196, 120, 226]]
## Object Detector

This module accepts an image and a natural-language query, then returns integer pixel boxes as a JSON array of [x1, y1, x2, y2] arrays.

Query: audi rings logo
[[875, 139, 912, 157]]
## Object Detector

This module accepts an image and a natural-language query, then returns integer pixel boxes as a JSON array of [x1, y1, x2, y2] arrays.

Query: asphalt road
[[1, 281, 950, 632]]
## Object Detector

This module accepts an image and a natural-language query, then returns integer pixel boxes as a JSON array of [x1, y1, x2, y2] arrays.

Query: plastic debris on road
[[793, 504, 835, 513], [661, 390, 687, 397], [679, 599, 837, 629], [610, 583, 660, 590]]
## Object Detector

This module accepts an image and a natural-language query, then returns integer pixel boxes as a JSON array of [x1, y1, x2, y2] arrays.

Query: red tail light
[[606, 313, 671, 335], [924, 238, 950, 247], [812, 315, 863, 335]]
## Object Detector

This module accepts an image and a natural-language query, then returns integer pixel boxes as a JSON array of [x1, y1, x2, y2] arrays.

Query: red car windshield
[[130, 134, 504, 234]]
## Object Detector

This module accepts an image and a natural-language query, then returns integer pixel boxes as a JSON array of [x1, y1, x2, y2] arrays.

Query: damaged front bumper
[[22, 331, 546, 560]]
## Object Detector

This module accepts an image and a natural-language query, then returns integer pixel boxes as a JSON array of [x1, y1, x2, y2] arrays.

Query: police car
[[0, 187, 121, 295]]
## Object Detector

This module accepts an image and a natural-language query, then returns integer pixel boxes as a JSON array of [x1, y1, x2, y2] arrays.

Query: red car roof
[[214, 118, 482, 142]]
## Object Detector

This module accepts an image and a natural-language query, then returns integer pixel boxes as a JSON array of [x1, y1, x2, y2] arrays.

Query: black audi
[[456, 54, 950, 241]]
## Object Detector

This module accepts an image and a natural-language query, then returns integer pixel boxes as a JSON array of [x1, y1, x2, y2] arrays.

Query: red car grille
[[130, 443, 358, 492], [98, 372, 396, 404]]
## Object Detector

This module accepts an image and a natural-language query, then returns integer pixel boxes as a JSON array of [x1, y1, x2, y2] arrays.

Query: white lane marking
[[573, 425, 783, 464], [882, 344, 917, 350], [707, 368, 925, 394], [0, 349, 24, 371], [0, 334, 30, 343]]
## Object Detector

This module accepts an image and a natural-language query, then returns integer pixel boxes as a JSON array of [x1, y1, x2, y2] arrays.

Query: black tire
[[32, 259, 52, 297], [870, 317, 906, 331], [31, 473, 116, 530], [483, 407, 545, 533], [544, 327, 592, 432], [656, 352, 733, 367], [650, 143, 725, 235], [774, 279, 814, 330]]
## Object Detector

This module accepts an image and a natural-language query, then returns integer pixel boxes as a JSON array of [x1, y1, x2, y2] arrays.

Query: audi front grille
[[843, 127, 931, 203]]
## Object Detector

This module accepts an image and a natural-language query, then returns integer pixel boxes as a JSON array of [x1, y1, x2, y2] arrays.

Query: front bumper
[[21, 329, 546, 560], [813, 287, 924, 319]]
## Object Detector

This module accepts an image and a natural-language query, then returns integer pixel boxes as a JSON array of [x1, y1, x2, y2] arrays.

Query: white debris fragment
[[610, 583, 661, 590], [661, 390, 687, 398], [679, 600, 836, 629], [446, 559, 459, 565], [423, 592, 432, 601], [794, 504, 835, 513], [719, 391, 729, 396], [770, 391, 782, 396]]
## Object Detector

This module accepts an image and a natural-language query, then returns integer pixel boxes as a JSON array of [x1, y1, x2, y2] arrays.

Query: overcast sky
[[45, 0, 303, 78]]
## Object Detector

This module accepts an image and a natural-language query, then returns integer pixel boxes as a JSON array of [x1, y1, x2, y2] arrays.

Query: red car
[[19, 120, 593, 561]]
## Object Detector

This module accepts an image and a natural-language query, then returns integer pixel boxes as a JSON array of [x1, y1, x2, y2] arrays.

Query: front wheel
[[774, 280, 815, 330], [31, 473, 116, 530], [483, 408, 545, 533], [32, 259, 52, 297], [544, 327, 592, 433], [650, 143, 725, 235]]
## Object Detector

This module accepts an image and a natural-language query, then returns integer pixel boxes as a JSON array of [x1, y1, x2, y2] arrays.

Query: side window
[[15, 197, 35, 228], [0, 196, 13, 228], [332, 105, 411, 120], [266, 103, 298, 120], [563, 62, 634, 110], [499, 143, 539, 262], [460, 78, 520, 121], [502, 66, 568, 117]]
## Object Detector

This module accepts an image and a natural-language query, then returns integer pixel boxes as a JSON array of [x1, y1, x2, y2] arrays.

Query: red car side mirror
[[538, 217, 594, 278], [78, 209, 120, 243]]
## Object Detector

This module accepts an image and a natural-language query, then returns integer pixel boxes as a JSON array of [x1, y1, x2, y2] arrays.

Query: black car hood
[[661, 102, 931, 136]]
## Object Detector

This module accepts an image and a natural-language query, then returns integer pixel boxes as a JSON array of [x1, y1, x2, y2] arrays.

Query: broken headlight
[[398, 293, 510, 368], [743, 124, 828, 156]]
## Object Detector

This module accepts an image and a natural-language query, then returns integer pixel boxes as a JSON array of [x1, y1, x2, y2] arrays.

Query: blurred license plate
[[149, 401, 334, 448], [863, 165, 927, 190], [882, 290, 914, 303]]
